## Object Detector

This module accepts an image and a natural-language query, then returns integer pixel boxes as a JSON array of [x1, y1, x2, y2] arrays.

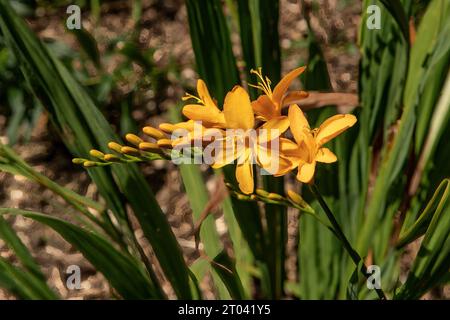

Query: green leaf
[[68, 27, 101, 68], [212, 250, 246, 299], [185, 0, 239, 104], [378, 0, 410, 44], [0, 216, 45, 282], [0, 208, 162, 299], [397, 179, 450, 248], [5, 87, 26, 145], [0, 1, 192, 298], [395, 179, 450, 299], [0, 257, 58, 300], [346, 261, 363, 300]]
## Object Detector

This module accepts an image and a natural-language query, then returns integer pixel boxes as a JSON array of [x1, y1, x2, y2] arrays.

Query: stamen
[[182, 92, 204, 104], [249, 68, 273, 98]]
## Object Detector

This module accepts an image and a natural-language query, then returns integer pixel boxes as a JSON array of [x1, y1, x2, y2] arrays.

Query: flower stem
[[309, 183, 387, 300]]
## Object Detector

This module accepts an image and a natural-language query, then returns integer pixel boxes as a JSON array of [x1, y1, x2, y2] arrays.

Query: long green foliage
[[0, 0, 448, 300]]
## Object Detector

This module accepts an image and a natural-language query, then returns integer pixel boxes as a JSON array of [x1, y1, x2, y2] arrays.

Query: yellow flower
[[250, 66, 308, 121], [278, 104, 357, 183], [211, 85, 290, 194], [181, 79, 226, 128]]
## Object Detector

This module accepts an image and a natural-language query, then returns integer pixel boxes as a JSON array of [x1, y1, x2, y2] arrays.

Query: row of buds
[[72, 124, 177, 167], [225, 183, 314, 214]]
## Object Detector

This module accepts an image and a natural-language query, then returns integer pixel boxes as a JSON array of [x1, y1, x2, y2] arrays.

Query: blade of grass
[[0, 257, 58, 300], [0, 208, 164, 299]]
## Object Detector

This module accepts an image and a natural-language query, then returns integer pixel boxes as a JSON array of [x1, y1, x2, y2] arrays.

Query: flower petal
[[182, 104, 226, 126], [316, 114, 357, 145], [257, 116, 289, 143], [296, 161, 316, 184], [273, 66, 307, 105], [224, 86, 255, 130], [236, 150, 254, 194], [315, 147, 337, 163], [277, 138, 304, 171], [210, 141, 238, 168], [197, 79, 218, 110], [282, 90, 309, 107], [288, 104, 310, 144], [273, 155, 295, 176], [251, 95, 279, 121]]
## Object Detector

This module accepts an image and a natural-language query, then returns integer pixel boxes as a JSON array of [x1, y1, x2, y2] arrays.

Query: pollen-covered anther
[[125, 134, 143, 147], [142, 126, 166, 140], [159, 123, 178, 134], [139, 142, 160, 152], [157, 139, 173, 149], [108, 142, 123, 153], [121, 146, 141, 156], [89, 149, 105, 160]]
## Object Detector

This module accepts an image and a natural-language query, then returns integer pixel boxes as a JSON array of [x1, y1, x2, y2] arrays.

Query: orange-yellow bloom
[[278, 104, 357, 183], [250, 66, 308, 121], [211, 86, 290, 194], [181, 79, 226, 128]]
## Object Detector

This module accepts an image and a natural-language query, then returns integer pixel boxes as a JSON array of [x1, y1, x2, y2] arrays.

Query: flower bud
[[125, 134, 143, 146], [89, 149, 105, 159], [121, 146, 140, 156], [287, 190, 304, 205], [159, 123, 178, 133], [72, 158, 86, 164], [83, 161, 97, 167], [267, 192, 284, 201], [142, 126, 165, 140], [108, 142, 123, 153], [139, 142, 160, 152], [157, 139, 173, 149], [256, 188, 270, 197], [104, 154, 121, 162]]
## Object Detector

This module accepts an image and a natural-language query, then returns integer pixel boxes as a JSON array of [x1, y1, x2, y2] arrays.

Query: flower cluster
[[74, 66, 357, 195]]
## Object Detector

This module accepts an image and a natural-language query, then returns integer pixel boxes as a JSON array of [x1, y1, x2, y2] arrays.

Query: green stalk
[[309, 184, 387, 300]]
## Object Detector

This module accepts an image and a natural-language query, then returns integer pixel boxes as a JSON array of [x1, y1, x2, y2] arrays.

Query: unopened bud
[[267, 192, 284, 201], [157, 139, 173, 149], [159, 123, 178, 133], [256, 188, 270, 197], [121, 146, 140, 156], [72, 158, 86, 164], [175, 120, 195, 131], [287, 190, 304, 205], [83, 161, 97, 167], [104, 154, 121, 162], [139, 142, 160, 152], [236, 194, 251, 201], [108, 142, 123, 153], [142, 126, 165, 140], [89, 149, 105, 159], [125, 134, 143, 146]]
